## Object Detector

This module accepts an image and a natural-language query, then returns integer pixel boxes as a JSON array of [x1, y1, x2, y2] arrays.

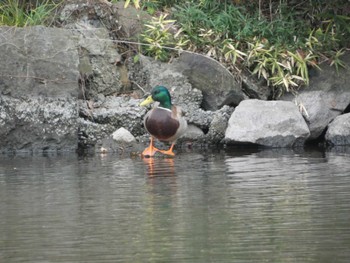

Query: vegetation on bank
[[0, 0, 59, 27], [138, 0, 350, 97], [1, 0, 349, 98]]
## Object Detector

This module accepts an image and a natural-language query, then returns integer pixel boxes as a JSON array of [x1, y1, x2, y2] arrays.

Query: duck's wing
[[171, 105, 188, 140]]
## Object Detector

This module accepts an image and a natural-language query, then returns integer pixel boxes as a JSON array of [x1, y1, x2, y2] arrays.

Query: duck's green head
[[140, 85, 172, 109]]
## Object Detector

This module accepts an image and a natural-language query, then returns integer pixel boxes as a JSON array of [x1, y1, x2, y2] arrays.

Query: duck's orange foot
[[142, 146, 161, 157], [159, 144, 175, 157], [142, 137, 160, 158], [159, 149, 175, 157]]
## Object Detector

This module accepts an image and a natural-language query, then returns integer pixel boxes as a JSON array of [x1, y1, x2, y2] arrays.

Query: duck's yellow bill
[[140, 95, 154, 106]]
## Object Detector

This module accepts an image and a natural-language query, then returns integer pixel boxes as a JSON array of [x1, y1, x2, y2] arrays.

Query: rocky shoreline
[[0, 1, 349, 155]]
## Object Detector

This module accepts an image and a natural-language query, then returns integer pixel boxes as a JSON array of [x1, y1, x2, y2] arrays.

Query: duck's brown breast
[[145, 108, 179, 141]]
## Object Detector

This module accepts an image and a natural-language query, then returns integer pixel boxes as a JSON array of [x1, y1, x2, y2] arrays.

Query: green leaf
[[133, 54, 140, 64], [124, 0, 131, 8]]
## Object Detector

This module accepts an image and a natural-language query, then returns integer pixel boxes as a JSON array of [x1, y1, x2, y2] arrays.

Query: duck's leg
[[159, 143, 175, 157], [142, 137, 161, 157]]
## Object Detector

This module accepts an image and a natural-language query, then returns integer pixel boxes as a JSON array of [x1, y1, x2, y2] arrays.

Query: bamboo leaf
[[124, 0, 131, 8]]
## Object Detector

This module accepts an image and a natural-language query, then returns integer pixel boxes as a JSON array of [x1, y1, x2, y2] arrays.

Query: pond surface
[[1, 147, 350, 263]]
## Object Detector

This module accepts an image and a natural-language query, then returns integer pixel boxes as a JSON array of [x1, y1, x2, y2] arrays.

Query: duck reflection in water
[[143, 157, 176, 178]]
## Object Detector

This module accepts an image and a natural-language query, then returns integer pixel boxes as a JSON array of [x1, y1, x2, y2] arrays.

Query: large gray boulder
[[325, 113, 350, 146], [0, 26, 79, 98], [174, 52, 246, 110], [225, 100, 310, 147], [58, 0, 152, 100], [0, 26, 79, 153], [139, 56, 195, 97], [282, 52, 350, 140]]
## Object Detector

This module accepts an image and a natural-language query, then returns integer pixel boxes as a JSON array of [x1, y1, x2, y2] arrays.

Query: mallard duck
[[140, 85, 187, 157]]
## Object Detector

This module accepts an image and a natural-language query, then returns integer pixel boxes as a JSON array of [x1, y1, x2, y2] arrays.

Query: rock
[[112, 127, 136, 143], [0, 26, 79, 98], [59, 0, 151, 41], [77, 95, 145, 151], [114, 1, 152, 40], [174, 52, 246, 110], [207, 105, 234, 143], [183, 125, 205, 140], [185, 108, 214, 130], [58, 1, 147, 99], [241, 68, 271, 100], [90, 96, 146, 135], [225, 100, 310, 147], [139, 56, 194, 94], [325, 113, 350, 146], [0, 26, 80, 153], [78, 118, 112, 150], [69, 24, 124, 99], [285, 90, 350, 140], [0, 96, 78, 153], [281, 52, 350, 140], [59, 0, 116, 30], [95, 136, 142, 155]]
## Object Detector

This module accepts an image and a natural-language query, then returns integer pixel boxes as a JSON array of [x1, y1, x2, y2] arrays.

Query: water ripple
[[0, 149, 350, 262]]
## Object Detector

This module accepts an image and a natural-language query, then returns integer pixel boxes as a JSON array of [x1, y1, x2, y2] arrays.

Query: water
[[1, 147, 350, 262]]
